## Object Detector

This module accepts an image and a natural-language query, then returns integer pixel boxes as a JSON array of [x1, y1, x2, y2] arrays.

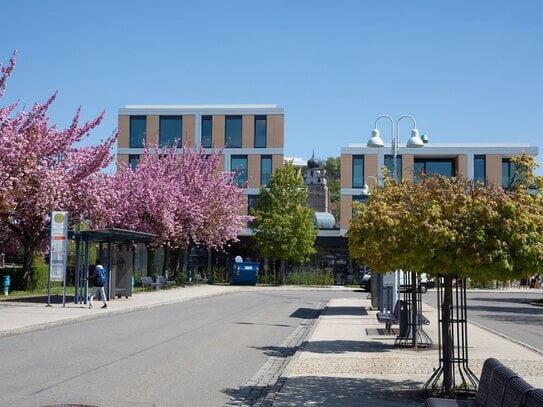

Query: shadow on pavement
[[224, 376, 426, 407], [322, 305, 368, 316], [289, 307, 321, 319], [303, 339, 393, 354], [274, 376, 426, 406], [0, 295, 75, 305]]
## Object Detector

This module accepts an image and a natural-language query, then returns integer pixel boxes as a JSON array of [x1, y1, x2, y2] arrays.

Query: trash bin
[[3, 275, 10, 296], [229, 262, 259, 285]]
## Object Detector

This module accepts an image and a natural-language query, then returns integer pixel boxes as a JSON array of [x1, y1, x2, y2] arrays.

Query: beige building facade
[[117, 104, 284, 232], [339, 143, 539, 232]]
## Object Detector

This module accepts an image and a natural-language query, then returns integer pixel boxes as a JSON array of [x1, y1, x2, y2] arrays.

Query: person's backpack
[[95, 266, 106, 286]]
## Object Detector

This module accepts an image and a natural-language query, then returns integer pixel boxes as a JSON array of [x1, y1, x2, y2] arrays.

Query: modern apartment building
[[117, 104, 285, 233], [339, 143, 539, 233]]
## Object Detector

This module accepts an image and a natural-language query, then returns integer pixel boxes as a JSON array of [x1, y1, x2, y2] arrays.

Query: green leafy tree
[[348, 155, 543, 395], [324, 156, 341, 220], [252, 162, 318, 283]]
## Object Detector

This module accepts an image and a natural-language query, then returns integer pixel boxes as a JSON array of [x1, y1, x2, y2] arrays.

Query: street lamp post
[[367, 114, 428, 180], [365, 115, 428, 314]]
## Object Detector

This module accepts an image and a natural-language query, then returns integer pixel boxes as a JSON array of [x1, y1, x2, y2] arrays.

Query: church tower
[[303, 152, 330, 213]]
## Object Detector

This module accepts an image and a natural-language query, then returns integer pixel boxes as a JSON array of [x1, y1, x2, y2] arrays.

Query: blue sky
[[1, 0, 542, 174]]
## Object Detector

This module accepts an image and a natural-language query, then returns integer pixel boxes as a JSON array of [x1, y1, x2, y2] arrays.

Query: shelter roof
[[68, 228, 156, 243]]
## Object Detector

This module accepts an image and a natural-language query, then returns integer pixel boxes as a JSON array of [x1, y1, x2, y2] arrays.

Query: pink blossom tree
[[0, 51, 117, 287], [94, 141, 249, 276]]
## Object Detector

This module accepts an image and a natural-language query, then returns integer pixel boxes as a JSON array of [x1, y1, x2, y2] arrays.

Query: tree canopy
[[348, 157, 543, 281], [252, 162, 317, 277], [0, 51, 116, 286]]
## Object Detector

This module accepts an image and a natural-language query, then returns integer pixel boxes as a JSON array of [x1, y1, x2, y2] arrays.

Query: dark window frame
[[254, 115, 267, 148], [474, 155, 486, 184], [159, 115, 182, 147], [231, 154, 248, 187], [225, 115, 242, 148], [260, 155, 272, 186], [129, 116, 146, 148], [201, 115, 212, 148], [352, 155, 364, 188]]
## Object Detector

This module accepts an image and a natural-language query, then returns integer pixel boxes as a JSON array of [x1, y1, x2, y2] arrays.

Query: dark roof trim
[[68, 228, 157, 243]]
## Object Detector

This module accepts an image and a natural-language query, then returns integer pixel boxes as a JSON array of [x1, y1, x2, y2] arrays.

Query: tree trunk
[[162, 246, 170, 277], [22, 244, 35, 291], [171, 248, 183, 280], [280, 258, 286, 284], [441, 274, 454, 394], [146, 245, 156, 277]]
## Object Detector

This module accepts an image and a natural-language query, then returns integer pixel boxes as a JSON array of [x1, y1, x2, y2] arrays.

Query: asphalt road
[[423, 290, 543, 352], [0, 289, 361, 407]]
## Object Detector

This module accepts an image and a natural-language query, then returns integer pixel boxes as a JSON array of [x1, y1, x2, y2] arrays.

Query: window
[[129, 116, 146, 148], [201, 115, 212, 148], [414, 159, 455, 182], [129, 154, 139, 170], [352, 195, 368, 217], [225, 115, 242, 148], [385, 155, 402, 179], [260, 155, 272, 186], [502, 158, 515, 188], [248, 194, 260, 213], [254, 115, 266, 148], [159, 116, 182, 147], [231, 155, 248, 187], [352, 155, 364, 188], [474, 155, 486, 184]]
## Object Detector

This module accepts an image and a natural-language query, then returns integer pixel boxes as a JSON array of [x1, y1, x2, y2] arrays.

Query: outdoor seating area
[[425, 357, 543, 407], [376, 299, 430, 333], [140, 275, 178, 290]]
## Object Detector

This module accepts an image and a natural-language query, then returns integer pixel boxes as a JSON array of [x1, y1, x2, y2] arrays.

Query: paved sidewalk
[[1, 287, 542, 406], [0, 284, 244, 337], [271, 296, 543, 406]]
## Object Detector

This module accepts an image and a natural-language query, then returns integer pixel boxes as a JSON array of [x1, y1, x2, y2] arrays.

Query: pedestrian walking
[[89, 264, 108, 309]]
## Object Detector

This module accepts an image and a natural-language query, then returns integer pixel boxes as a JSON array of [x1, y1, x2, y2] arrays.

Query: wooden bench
[[141, 276, 161, 290], [425, 357, 542, 407]]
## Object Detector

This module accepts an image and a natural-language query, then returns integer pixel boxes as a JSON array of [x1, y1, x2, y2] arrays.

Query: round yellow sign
[[54, 213, 65, 223]]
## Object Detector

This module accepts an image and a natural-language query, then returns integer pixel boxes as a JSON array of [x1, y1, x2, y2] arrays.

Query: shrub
[[29, 257, 49, 290]]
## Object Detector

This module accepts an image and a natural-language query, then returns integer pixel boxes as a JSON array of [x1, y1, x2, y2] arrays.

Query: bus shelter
[[69, 228, 156, 304]]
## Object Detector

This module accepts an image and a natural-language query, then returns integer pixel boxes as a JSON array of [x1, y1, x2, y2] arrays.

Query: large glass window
[[352, 195, 368, 217], [201, 115, 212, 148], [384, 155, 402, 179], [225, 115, 242, 148], [129, 154, 140, 170], [502, 158, 515, 188], [414, 159, 455, 181], [129, 116, 146, 148], [248, 194, 259, 213], [231, 155, 248, 187], [352, 155, 364, 188], [474, 155, 486, 184], [159, 116, 182, 147], [254, 115, 267, 148], [261, 155, 272, 186]]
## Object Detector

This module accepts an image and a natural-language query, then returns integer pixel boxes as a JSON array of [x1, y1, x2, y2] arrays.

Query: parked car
[[360, 271, 434, 293], [360, 271, 371, 291]]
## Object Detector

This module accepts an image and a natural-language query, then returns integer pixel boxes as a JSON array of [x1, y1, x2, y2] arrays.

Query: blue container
[[3, 275, 10, 296], [229, 262, 259, 285]]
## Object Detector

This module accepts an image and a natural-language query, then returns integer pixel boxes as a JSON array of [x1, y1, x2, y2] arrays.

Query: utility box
[[229, 262, 259, 285]]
